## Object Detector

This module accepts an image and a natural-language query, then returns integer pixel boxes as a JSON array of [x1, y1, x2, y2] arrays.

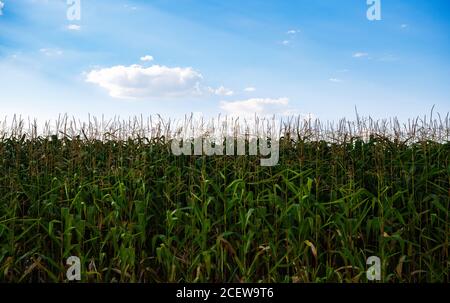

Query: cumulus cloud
[[67, 24, 81, 31], [353, 52, 369, 58], [220, 97, 293, 117], [209, 85, 234, 96], [0, 1, 4, 16], [140, 55, 154, 62], [244, 87, 256, 92], [86, 64, 203, 99]]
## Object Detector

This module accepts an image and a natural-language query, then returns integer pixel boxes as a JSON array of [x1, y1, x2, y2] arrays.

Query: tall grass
[[0, 113, 448, 282]]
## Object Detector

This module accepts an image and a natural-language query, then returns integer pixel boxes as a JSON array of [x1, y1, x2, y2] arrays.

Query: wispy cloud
[[0, 1, 4, 16], [329, 78, 342, 83], [353, 52, 369, 58], [124, 4, 137, 11], [287, 29, 300, 35], [378, 54, 398, 62], [281, 29, 300, 46], [353, 52, 397, 62], [67, 24, 81, 31], [244, 87, 256, 92], [401, 24, 408, 29], [40, 48, 63, 56]]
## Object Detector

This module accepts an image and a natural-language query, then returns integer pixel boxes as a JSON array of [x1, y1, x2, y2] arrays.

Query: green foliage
[[0, 116, 448, 282]]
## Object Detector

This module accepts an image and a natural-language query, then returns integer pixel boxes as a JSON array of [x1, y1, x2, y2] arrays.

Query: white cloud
[[86, 64, 203, 99], [140, 55, 154, 62], [329, 78, 342, 83], [67, 24, 81, 31], [124, 4, 137, 11], [209, 85, 234, 96], [220, 97, 292, 117], [244, 87, 256, 92], [353, 52, 369, 58], [287, 29, 300, 35], [379, 54, 398, 62], [280, 29, 300, 47], [40, 48, 63, 56], [0, 1, 4, 16]]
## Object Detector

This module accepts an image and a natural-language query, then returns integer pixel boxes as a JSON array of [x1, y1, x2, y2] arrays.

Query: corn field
[[0, 113, 448, 282]]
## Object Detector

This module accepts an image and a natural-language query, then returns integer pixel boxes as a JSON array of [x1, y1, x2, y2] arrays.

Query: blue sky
[[0, 0, 449, 122]]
